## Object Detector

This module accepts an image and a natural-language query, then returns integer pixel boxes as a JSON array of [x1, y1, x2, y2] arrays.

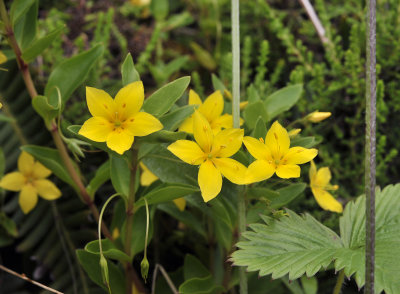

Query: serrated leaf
[[264, 84, 303, 121], [121, 53, 140, 86], [143, 76, 190, 117]]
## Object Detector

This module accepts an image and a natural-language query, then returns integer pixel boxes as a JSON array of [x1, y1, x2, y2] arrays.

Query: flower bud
[[99, 255, 110, 286], [288, 128, 301, 138], [307, 111, 331, 123], [140, 256, 150, 283]]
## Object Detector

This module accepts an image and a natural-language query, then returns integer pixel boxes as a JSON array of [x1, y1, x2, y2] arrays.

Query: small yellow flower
[[79, 82, 163, 155], [0, 51, 7, 65], [179, 90, 239, 135], [307, 111, 331, 123], [169, 111, 247, 202], [0, 152, 61, 214], [309, 161, 342, 213], [243, 121, 318, 183], [130, 0, 150, 6], [288, 128, 301, 138], [139, 162, 186, 211]]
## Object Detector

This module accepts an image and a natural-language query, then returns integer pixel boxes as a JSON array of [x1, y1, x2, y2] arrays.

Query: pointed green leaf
[[184, 254, 209, 280], [85, 239, 131, 262], [87, 160, 110, 199], [251, 117, 267, 139], [160, 105, 195, 131], [179, 275, 224, 294], [121, 53, 140, 86], [110, 155, 130, 199], [264, 84, 303, 121], [32, 95, 59, 126], [10, 0, 36, 26], [243, 101, 268, 129]]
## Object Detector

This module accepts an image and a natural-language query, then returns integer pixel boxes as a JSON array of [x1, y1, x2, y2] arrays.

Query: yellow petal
[[309, 160, 317, 183], [0, 51, 7, 64], [125, 112, 163, 136], [32, 162, 51, 179], [239, 101, 248, 110], [115, 81, 144, 121], [19, 185, 38, 214], [193, 111, 213, 153], [167, 140, 205, 165], [0, 172, 25, 191], [312, 188, 343, 213], [35, 179, 61, 200], [106, 129, 134, 155], [178, 116, 194, 134], [79, 117, 114, 142], [315, 167, 332, 188], [198, 160, 222, 202], [18, 152, 34, 175], [211, 114, 233, 130], [173, 197, 186, 211], [243, 136, 272, 161], [245, 159, 275, 183], [212, 128, 243, 158], [86, 87, 116, 120], [276, 164, 300, 179], [212, 158, 247, 185], [282, 147, 318, 165], [140, 162, 158, 186], [198, 91, 223, 122], [265, 121, 290, 159], [188, 89, 202, 105]]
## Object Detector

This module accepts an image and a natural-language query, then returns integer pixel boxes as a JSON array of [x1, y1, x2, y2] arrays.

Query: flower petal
[[282, 147, 318, 165], [265, 121, 290, 159], [193, 111, 213, 153], [106, 129, 134, 155], [19, 185, 38, 214], [245, 159, 275, 183], [115, 81, 144, 120], [173, 197, 186, 211], [198, 91, 223, 122], [243, 136, 272, 160], [309, 160, 317, 183], [212, 128, 243, 158], [198, 160, 222, 202], [140, 163, 158, 186], [167, 140, 205, 165], [211, 114, 233, 130], [276, 164, 301, 178], [79, 117, 114, 142], [125, 112, 163, 136], [18, 152, 34, 175], [189, 89, 202, 105], [0, 172, 25, 191], [212, 158, 247, 185], [312, 188, 343, 213], [315, 167, 332, 188], [32, 162, 51, 179], [178, 116, 194, 134], [86, 87, 116, 120], [35, 179, 61, 200]]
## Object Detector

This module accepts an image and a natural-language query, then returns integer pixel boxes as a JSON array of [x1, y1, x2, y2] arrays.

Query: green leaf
[[87, 160, 110, 199], [184, 254, 209, 280], [270, 183, 306, 209], [76, 249, 126, 293], [110, 155, 130, 198], [150, 0, 169, 20], [13, 0, 38, 49], [251, 117, 267, 139], [0, 114, 14, 123], [211, 74, 226, 93], [247, 187, 280, 201], [21, 145, 76, 189], [143, 76, 190, 117], [291, 136, 317, 148], [264, 84, 303, 121], [179, 275, 224, 294], [0, 148, 4, 177], [243, 101, 268, 129], [121, 53, 140, 86], [45, 44, 104, 108], [190, 42, 217, 71], [85, 239, 130, 262], [21, 26, 64, 63], [159, 105, 195, 131], [10, 0, 36, 26], [135, 183, 198, 209], [32, 95, 59, 126], [0, 212, 18, 237], [137, 130, 187, 144], [301, 276, 317, 294]]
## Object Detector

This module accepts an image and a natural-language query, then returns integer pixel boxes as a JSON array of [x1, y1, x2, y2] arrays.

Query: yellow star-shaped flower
[[179, 90, 237, 135], [0, 152, 61, 214], [309, 161, 342, 213], [243, 121, 318, 183], [78, 81, 163, 155], [169, 111, 246, 202]]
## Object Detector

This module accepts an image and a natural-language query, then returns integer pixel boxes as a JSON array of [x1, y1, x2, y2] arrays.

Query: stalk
[[365, 0, 376, 292], [231, 0, 247, 293], [332, 270, 345, 294]]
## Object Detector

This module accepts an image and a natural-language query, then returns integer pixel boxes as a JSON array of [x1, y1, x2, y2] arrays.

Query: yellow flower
[[79, 82, 163, 155], [307, 111, 331, 123], [179, 90, 238, 135], [0, 152, 61, 214], [139, 162, 186, 211], [169, 111, 247, 202], [0, 51, 7, 64], [309, 161, 342, 213], [243, 121, 318, 183], [130, 0, 150, 6]]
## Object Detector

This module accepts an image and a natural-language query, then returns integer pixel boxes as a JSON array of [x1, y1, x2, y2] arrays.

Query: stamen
[[259, 138, 264, 143]]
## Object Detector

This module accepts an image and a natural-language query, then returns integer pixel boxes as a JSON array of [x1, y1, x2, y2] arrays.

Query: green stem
[[98, 194, 121, 254], [365, 0, 376, 292], [143, 198, 149, 259], [332, 270, 345, 294]]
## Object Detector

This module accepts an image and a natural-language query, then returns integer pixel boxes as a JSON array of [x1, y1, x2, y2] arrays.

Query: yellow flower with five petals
[[79, 81, 163, 155], [169, 111, 247, 202], [243, 121, 318, 183], [0, 152, 61, 214], [309, 161, 342, 213], [179, 90, 237, 135]]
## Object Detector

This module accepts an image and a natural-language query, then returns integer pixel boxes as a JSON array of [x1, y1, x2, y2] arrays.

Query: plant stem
[[332, 270, 345, 294], [231, 0, 247, 293], [365, 0, 376, 292]]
